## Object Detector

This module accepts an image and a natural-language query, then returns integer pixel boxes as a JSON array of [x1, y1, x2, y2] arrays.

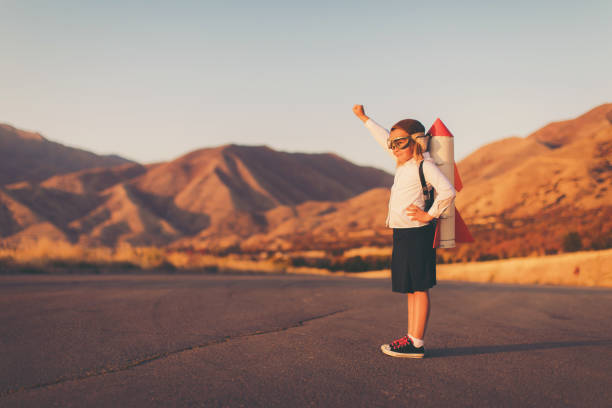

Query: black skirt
[[391, 223, 437, 293]]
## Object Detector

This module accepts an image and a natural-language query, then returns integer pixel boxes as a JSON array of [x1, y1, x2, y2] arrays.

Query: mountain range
[[1, 103, 611, 261], [0, 135, 392, 251], [0, 124, 132, 185], [454, 103, 612, 259]]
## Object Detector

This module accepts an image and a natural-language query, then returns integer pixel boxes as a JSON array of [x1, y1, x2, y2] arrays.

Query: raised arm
[[352, 104, 394, 159]]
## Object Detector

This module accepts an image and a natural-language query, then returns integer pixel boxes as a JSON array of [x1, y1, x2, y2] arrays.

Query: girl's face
[[390, 129, 414, 164]]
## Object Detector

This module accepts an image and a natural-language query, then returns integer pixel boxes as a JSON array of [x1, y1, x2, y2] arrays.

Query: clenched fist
[[352, 104, 369, 123]]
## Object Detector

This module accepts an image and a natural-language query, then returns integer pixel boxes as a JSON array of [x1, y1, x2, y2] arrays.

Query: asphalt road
[[1, 273, 611, 407]]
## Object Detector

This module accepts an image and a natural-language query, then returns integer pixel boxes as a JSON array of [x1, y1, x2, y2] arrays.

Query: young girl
[[352, 104, 456, 358]]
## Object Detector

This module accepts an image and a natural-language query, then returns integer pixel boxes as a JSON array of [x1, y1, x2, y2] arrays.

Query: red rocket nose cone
[[427, 118, 454, 137]]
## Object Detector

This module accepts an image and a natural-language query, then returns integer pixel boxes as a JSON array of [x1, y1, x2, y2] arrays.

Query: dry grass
[[1, 239, 611, 287], [0, 238, 111, 265], [0, 238, 286, 273], [343, 246, 391, 258], [436, 248, 612, 287], [344, 248, 612, 287]]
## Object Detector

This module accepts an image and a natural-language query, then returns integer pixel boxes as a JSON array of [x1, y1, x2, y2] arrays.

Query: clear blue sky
[[1, 0, 610, 173]]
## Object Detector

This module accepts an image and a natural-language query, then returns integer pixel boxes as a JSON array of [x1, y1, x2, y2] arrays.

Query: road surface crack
[[0, 308, 347, 398]]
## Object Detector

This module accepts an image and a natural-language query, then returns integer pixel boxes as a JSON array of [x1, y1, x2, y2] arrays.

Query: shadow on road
[[427, 339, 612, 358]]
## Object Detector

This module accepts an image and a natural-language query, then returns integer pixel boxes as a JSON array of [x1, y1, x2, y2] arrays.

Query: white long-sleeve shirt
[[365, 118, 456, 228]]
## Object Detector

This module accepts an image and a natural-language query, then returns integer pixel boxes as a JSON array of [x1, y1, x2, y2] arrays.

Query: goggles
[[388, 137, 411, 150], [387, 132, 428, 150]]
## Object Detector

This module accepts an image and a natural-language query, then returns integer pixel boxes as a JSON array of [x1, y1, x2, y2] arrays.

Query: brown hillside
[[134, 144, 392, 211], [451, 103, 612, 260], [0, 123, 133, 185], [1, 105, 610, 261], [0, 141, 392, 248], [131, 144, 393, 249], [40, 163, 147, 195], [457, 103, 612, 220], [71, 184, 183, 247]]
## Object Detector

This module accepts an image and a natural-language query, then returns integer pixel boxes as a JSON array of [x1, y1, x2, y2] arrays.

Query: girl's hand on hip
[[405, 204, 434, 223]]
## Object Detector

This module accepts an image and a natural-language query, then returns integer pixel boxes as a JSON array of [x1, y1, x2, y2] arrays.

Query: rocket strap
[[419, 161, 435, 212]]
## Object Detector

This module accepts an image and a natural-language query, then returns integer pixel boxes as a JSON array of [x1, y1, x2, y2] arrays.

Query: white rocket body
[[428, 121, 456, 248]]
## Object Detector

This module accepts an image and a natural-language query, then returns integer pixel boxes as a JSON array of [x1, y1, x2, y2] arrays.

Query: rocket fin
[[454, 162, 463, 192], [455, 209, 474, 243], [433, 220, 441, 248]]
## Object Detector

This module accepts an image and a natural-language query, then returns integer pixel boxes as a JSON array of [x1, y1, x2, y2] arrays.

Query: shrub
[[562, 232, 582, 252], [291, 257, 307, 267], [19, 266, 46, 274], [203, 265, 219, 273], [372, 256, 390, 270], [590, 233, 612, 250], [342, 256, 368, 272], [313, 258, 332, 269], [476, 253, 499, 262]]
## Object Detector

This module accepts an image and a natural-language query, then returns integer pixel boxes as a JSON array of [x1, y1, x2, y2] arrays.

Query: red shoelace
[[389, 335, 411, 348]]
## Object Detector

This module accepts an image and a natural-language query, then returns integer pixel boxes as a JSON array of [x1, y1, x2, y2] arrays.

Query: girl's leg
[[407, 293, 415, 336], [412, 290, 430, 340], [424, 290, 431, 334]]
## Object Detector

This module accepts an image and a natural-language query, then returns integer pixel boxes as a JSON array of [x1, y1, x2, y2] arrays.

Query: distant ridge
[[0, 123, 134, 185]]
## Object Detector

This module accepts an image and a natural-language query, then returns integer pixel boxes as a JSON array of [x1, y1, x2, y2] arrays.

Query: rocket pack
[[427, 119, 474, 248]]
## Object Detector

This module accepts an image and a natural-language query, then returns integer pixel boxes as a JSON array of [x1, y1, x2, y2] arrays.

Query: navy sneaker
[[380, 335, 410, 353], [381, 337, 425, 358]]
